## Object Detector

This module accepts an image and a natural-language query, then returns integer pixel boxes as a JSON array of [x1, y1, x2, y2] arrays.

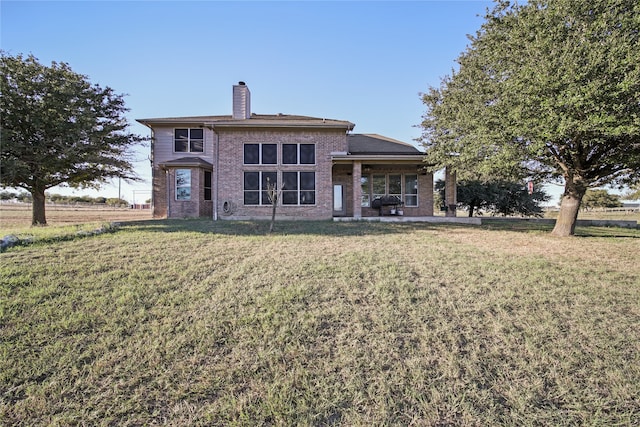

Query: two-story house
[[138, 82, 449, 221]]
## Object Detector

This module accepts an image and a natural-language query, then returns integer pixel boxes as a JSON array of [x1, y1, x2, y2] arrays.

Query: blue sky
[[2, 0, 510, 203]]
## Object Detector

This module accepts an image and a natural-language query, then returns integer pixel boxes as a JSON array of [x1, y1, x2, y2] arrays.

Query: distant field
[[546, 208, 640, 222], [0, 203, 151, 231], [1, 218, 639, 425]]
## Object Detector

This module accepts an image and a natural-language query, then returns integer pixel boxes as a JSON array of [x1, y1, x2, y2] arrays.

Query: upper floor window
[[174, 129, 204, 153], [282, 144, 315, 165], [244, 143, 277, 165]]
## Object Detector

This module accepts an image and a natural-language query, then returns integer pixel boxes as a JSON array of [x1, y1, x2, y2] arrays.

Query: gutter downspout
[[166, 168, 171, 218]]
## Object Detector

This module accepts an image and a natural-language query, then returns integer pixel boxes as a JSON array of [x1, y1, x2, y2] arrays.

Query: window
[[174, 129, 204, 153], [404, 174, 418, 206], [334, 185, 343, 212], [389, 175, 402, 200], [176, 169, 191, 200], [360, 176, 370, 207], [204, 171, 212, 201], [372, 175, 386, 201], [244, 171, 277, 205], [282, 144, 297, 164], [282, 143, 315, 165], [244, 144, 277, 165], [282, 171, 315, 205], [300, 144, 315, 164], [364, 173, 419, 206]]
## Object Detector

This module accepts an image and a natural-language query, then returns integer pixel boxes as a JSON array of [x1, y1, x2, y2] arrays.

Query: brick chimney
[[232, 81, 251, 119]]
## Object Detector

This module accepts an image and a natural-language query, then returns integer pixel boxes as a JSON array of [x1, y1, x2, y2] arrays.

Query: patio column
[[445, 167, 457, 217], [352, 161, 362, 218]]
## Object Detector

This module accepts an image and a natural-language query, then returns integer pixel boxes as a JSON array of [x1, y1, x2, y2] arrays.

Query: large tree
[[420, 0, 640, 236], [435, 179, 549, 217], [1, 53, 144, 225]]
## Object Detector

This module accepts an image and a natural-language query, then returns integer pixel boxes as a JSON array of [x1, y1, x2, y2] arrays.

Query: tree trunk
[[551, 179, 586, 237], [31, 188, 47, 226], [269, 194, 277, 233]]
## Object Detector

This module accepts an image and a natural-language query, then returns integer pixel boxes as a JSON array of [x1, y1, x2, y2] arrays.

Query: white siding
[[153, 126, 215, 167]]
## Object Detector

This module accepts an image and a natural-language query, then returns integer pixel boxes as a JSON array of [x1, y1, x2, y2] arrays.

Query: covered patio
[[331, 134, 458, 219]]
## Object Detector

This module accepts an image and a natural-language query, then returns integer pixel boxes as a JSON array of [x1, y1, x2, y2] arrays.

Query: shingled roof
[[347, 134, 423, 155], [159, 157, 213, 169], [138, 114, 354, 130]]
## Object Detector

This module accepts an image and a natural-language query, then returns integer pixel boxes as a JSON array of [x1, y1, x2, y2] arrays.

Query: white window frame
[[282, 143, 316, 165], [243, 143, 278, 165], [360, 176, 370, 207], [243, 171, 278, 205], [404, 174, 418, 207], [175, 169, 191, 201], [282, 171, 316, 205], [364, 173, 418, 207], [174, 128, 204, 153]]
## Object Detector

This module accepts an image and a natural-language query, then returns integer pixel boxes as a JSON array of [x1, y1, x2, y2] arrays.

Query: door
[[333, 184, 346, 216]]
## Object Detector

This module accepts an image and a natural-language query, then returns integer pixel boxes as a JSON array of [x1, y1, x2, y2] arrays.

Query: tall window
[[372, 175, 386, 201], [282, 172, 315, 205], [175, 169, 191, 200], [389, 175, 402, 200], [404, 174, 418, 206], [244, 144, 277, 165], [174, 129, 204, 153], [360, 176, 370, 207], [204, 171, 212, 201], [282, 144, 315, 165], [244, 171, 277, 205]]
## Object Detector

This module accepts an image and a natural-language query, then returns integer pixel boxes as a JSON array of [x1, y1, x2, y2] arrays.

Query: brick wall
[[216, 128, 348, 220], [153, 167, 212, 218], [152, 169, 167, 218]]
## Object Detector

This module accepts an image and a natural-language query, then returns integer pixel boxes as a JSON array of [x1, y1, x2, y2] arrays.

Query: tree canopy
[[420, 0, 640, 236], [436, 179, 549, 217], [0, 53, 144, 225], [622, 184, 640, 200], [580, 189, 622, 210]]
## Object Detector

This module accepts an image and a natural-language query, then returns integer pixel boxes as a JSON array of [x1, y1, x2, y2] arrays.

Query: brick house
[[137, 82, 455, 220]]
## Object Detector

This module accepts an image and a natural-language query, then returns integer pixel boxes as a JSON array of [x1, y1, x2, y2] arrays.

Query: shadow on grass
[[118, 218, 453, 237], [480, 220, 640, 238], [117, 217, 640, 239]]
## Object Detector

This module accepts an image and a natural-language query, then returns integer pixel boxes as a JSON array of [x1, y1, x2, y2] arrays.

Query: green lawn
[[1, 220, 639, 425]]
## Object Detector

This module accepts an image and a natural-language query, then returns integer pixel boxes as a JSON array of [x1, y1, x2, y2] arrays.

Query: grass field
[[1, 209, 639, 425]]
